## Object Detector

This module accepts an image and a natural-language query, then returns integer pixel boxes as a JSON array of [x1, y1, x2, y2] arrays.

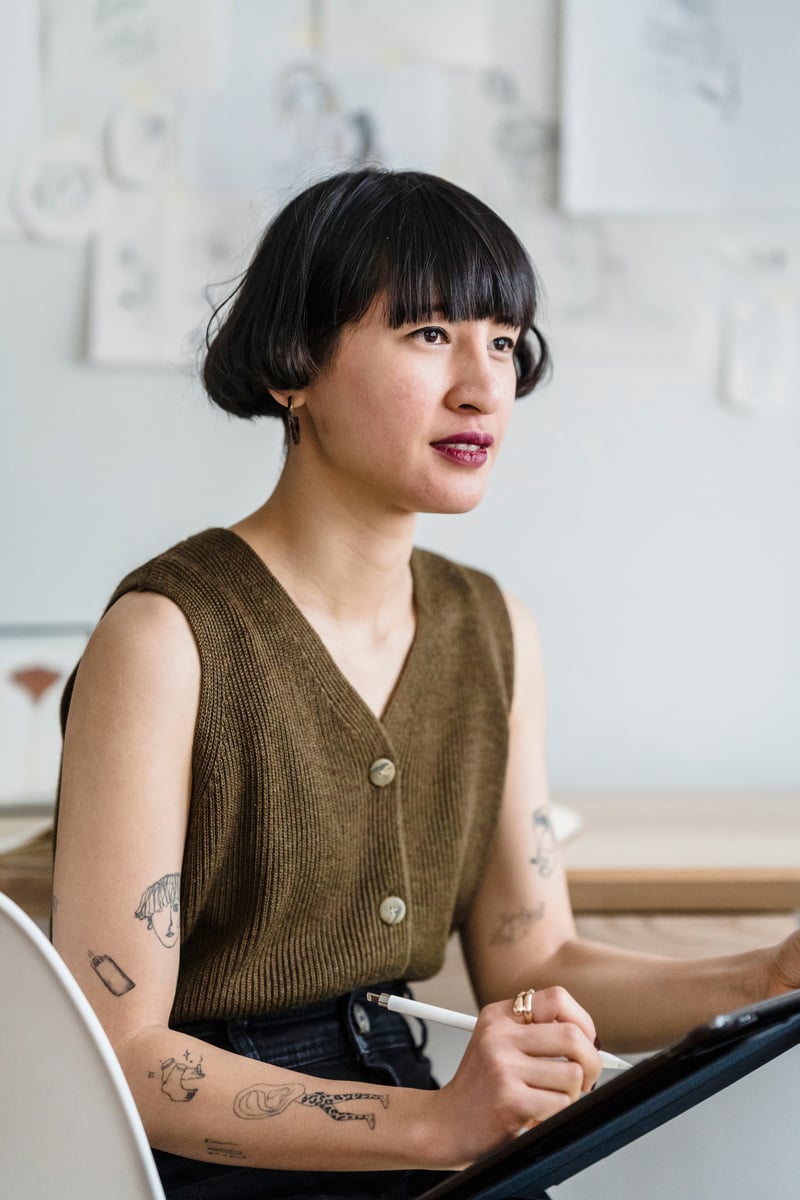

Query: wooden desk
[[0, 826, 54, 924], [560, 790, 800, 913]]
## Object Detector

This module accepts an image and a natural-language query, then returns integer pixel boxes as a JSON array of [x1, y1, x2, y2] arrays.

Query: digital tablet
[[419, 989, 800, 1199]]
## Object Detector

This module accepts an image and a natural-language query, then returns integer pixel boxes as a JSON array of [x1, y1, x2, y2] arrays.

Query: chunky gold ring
[[513, 988, 536, 1024]]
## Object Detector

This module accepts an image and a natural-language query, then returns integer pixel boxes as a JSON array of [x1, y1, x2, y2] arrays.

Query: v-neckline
[[213, 527, 430, 737]]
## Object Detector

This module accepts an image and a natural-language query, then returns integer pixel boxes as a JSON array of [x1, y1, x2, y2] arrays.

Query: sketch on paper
[[716, 245, 800, 415], [270, 59, 380, 186], [641, 0, 740, 122], [0, 626, 90, 810], [12, 139, 102, 241], [42, 0, 223, 95], [317, 0, 494, 70], [561, 0, 800, 212], [105, 95, 176, 187], [90, 186, 254, 366], [441, 68, 557, 227], [0, 0, 41, 236], [86, 0, 159, 68], [522, 213, 708, 364], [89, 189, 163, 363], [483, 70, 557, 191]]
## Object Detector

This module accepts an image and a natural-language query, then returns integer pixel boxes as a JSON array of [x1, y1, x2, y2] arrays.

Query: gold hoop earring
[[286, 396, 300, 446]]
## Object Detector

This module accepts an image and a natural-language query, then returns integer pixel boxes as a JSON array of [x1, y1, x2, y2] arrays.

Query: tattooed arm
[[461, 594, 781, 1053], [52, 591, 601, 1172]]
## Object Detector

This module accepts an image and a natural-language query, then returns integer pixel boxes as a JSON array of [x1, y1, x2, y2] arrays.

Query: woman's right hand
[[424, 986, 602, 1169]]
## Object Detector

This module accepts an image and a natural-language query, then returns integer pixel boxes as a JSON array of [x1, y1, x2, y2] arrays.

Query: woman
[[53, 168, 799, 1200]]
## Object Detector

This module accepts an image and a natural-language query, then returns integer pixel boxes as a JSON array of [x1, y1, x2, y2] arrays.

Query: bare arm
[[52, 591, 601, 1173], [461, 593, 791, 1054]]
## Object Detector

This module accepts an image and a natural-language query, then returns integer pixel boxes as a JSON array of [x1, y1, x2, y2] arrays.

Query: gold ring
[[513, 988, 536, 1024]]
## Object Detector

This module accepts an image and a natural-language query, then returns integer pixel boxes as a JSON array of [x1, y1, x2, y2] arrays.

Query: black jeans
[[153, 982, 456, 1199]]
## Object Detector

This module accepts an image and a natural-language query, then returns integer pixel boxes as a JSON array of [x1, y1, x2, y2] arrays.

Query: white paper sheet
[[89, 185, 254, 366], [179, 0, 317, 195], [89, 187, 167, 364], [521, 212, 710, 364], [715, 242, 800, 414], [12, 136, 104, 240], [442, 69, 557, 226], [0, 0, 42, 236], [318, 0, 493, 69], [561, 0, 800, 213], [42, 0, 225, 104], [329, 63, 449, 175]]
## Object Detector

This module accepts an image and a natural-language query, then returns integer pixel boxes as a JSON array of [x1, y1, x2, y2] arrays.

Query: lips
[[431, 432, 494, 449], [430, 432, 494, 468]]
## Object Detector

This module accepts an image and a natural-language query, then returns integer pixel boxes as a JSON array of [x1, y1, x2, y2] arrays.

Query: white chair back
[[0, 891, 166, 1198]]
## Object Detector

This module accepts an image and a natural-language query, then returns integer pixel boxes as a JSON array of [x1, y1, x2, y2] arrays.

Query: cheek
[[320, 376, 423, 448]]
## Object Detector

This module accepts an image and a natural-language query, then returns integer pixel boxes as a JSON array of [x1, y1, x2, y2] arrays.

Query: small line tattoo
[[489, 902, 546, 945], [160, 1051, 205, 1102], [51, 893, 60, 914], [530, 806, 558, 877], [135, 873, 181, 948], [88, 950, 136, 995], [233, 1082, 389, 1129], [204, 1138, 247, 1161]]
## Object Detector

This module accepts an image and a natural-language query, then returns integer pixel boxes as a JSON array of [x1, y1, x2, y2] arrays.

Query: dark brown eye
[[411, 326, 447, 344]]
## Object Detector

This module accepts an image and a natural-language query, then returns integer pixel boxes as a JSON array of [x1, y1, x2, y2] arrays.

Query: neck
[[230, 459, 417, 629]]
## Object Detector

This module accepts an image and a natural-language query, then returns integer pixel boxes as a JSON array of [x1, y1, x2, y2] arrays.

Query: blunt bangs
[[376, 182, 538, 335]]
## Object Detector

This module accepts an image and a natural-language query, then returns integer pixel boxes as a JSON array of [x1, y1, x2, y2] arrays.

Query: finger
[[516, 1054, 589, 1102], [514, 1021, 602, 1093], [517, 985, 598, 1044], [514, 1086, 576, 1134]]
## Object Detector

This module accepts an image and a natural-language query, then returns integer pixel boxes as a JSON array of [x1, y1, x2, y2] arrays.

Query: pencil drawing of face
[[135, 873, 180, 947]]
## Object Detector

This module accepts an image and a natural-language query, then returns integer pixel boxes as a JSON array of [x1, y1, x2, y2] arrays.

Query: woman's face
[[293, 297, 521, 518]]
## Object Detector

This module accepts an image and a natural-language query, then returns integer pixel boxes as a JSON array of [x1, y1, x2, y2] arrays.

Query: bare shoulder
[[88, 589, 198, 665], [65, 590, 201, 751], [76, 592, 199, 695]]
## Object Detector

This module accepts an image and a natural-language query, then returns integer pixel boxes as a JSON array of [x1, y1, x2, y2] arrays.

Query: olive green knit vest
[[71, 528, 514, 1023]]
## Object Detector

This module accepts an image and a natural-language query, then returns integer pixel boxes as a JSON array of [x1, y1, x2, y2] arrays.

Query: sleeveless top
[[63, 528, 514, 1023]]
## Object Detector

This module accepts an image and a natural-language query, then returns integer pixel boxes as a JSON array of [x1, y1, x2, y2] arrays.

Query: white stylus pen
[[365, 991, 632, 1070]]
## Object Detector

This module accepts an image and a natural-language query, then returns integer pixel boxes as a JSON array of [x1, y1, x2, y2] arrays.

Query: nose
[[446, 338, 505, 414]]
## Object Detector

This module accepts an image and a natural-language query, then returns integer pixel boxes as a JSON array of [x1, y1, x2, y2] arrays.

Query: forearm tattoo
[[530, 806, 558, 877], [157, 1049, 206, 1102], [204, 1138, 247, 1161], [233, 1082, 390, 1130], [134, 872, 180, 948], [489, 902, 546, 945]]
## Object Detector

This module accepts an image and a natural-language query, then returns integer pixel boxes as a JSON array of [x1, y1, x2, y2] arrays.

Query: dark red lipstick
[[430, 431, 494, 467]]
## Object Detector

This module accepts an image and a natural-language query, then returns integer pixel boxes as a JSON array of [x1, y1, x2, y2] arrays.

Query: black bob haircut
[[203, 167, 551, 423]]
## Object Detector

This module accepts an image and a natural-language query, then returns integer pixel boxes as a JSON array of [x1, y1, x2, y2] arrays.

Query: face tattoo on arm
[[134, 873, 181, 947]]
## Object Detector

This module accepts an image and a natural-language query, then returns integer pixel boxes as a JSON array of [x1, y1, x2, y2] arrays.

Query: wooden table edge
[[568, 867, 800, 912]]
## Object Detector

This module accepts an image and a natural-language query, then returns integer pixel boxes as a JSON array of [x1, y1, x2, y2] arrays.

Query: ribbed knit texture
[[80, 529, 514, 1023]]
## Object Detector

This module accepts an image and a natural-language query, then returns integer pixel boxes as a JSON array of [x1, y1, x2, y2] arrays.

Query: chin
[[420, 492, 485, 517]]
